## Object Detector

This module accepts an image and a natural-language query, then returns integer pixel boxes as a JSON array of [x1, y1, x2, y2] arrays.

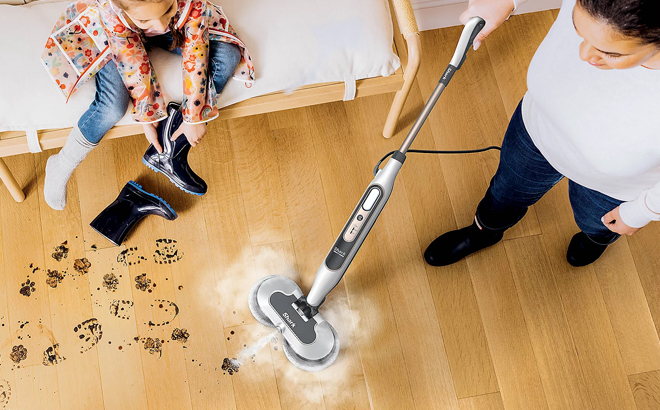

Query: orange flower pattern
[[41, 0, 254, 123]]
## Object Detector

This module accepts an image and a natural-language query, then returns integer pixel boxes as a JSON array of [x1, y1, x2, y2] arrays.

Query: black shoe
[[566, 232, 608, 267], [424, 221, 504, 267], [90, 181, 177, 246], [143, 102, 208, 196]]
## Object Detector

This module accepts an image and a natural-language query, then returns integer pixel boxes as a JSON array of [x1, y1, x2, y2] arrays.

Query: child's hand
[[143, 123, 163, 154], [171, 122, 207, 147]]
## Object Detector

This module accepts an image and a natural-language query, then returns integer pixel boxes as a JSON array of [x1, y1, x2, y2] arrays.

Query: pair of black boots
[[90, 103, 206, 246], [425, 218, 609, 268]]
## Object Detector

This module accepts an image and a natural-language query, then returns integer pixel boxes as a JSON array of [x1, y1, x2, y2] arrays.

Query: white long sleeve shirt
[[516, 0, 660, 227]]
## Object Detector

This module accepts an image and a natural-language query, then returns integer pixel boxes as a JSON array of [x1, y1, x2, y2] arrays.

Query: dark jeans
[[476, 100, 623, 245], [78, 33, 241, 144]]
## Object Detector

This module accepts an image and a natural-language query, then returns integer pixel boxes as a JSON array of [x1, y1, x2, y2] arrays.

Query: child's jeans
[[77, 33, 242, 144], [475, 100, 623, 245]]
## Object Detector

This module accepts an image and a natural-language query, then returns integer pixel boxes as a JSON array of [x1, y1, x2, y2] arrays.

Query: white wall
[[412, 0, 563, 31]]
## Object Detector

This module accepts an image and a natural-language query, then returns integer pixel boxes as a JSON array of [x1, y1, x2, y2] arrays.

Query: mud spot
[[171, 328, 189, 343], [52, 241, 69, 262], [154, 239, 183, 264], [73, 258, 91, 275], [109, 300, 134, 319], [0, 379, 11, 409], [42, 344, 65, 366], [134, 273, 154, 292], [102, 273, 119, 291], [9, 345, 27, 364], [46, 269, 65, 288], [117, 247, 147, 266], [222, 358, 240, 375], [147, 299, 179, 327], [19, 276, 36, 297], [143, 337, 163, 357], [74, 318, 103, 353]]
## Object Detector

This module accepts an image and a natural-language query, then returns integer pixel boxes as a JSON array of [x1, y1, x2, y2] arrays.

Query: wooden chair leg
[[0, 157, 25, 202], [383, 34, 422, 139]]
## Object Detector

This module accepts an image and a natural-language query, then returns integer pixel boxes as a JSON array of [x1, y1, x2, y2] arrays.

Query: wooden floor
[[1, 10, 659, 410]]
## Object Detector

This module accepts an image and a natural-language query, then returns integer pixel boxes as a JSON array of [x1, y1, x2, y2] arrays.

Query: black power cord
[[373, 146, 502, 176]]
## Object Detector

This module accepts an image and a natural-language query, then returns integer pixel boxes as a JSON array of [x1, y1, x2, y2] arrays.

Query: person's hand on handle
[[602, 206, 641, 236], [460, 0, 516, 50], [142, 122, 163, 154]]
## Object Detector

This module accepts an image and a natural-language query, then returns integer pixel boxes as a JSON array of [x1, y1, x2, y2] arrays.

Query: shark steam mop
[[248, 17, 486, 371]]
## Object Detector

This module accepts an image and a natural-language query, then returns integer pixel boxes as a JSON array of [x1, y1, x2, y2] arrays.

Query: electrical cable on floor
[[373, 146, 502, 176]]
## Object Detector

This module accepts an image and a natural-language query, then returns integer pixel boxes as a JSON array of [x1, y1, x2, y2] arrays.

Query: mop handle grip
[[450, 16, 486, 70]]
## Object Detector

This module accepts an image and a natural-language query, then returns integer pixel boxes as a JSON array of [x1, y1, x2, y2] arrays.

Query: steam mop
[[248, 17, 486, 371]]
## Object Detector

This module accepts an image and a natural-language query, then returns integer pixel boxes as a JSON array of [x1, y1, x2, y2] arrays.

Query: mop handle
[[398, 16, 485, 155]]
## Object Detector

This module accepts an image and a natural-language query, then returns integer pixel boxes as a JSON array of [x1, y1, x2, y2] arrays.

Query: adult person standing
[[424, 0, 660, 267]]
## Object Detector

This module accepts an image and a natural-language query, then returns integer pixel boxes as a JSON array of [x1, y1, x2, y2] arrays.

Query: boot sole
[[142, 158, 205, 196], [127, 180, 178, 218]]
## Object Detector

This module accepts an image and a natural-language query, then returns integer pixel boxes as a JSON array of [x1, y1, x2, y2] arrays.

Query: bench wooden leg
[[383, 34, 422, 139], [0, 158, 25, 202]]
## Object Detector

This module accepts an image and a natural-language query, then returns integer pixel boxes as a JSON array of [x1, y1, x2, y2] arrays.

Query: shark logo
[[282, 312, 296, 328]]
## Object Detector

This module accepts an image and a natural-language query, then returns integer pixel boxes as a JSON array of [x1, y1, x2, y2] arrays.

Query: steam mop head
[[248, 275, 340, 371]]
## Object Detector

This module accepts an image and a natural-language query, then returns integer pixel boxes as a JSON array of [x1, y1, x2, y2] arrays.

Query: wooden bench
[[0, 0, 421, 203]]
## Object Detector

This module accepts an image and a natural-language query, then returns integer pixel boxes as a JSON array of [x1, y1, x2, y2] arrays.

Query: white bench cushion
[[0, 0, 400, 134]]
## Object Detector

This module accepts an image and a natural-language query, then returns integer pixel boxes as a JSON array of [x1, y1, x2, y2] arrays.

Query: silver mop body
[[247, 17, 486, 372]]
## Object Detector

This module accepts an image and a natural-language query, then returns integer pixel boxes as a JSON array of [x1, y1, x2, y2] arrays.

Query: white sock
[[44, 126, 97, 210]]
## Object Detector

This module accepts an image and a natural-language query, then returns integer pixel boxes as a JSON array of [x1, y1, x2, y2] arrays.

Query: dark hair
[[113, 0, 185, 49], [577, 0, 660, 47]]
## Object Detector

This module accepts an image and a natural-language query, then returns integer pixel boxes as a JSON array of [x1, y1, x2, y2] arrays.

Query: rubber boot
[[424, 218, 505, 267], [566, 232, 609, 267], [90, 181, 177, 246], [143, 102, 207, 195]]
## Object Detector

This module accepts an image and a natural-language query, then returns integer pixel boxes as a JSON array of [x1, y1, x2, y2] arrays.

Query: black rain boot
[[424, 219, 505, 267], [90, 181, 177, 246], [143, 102, 208, 196], [566, 232, 609, 267]]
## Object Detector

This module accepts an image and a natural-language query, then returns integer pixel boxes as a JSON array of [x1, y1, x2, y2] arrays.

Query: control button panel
[[343, 208, 370, 242]]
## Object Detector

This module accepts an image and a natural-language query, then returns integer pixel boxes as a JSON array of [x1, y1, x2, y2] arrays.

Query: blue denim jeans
[[78, 34, 241, 144], [476, 100, 623, 245]]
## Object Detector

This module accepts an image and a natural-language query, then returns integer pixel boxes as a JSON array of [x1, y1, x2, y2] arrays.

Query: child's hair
[[577, 0, 660, 48], [112, 0, 186, 49]]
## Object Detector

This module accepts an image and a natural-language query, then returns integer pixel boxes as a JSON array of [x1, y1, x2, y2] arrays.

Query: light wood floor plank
[[111, 136, 194, 410], [399, 81, 499, 399], [0, 155, 61, 410], [534, 180, 637, 410], [155, 161, 238, 409], [629, 370, 660, 410], [230, 115, 292, 246], [627, 223, 660, 340], [504, 236, 591, 410], [592, 238, 660, 375], [85, 246, 149, 410], [458, 392, 505, 410], [34, 151, 106, 410]]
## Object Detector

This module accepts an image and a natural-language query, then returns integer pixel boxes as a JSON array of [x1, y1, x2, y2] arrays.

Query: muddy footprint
[[43, 343, 65, 366], [19, 276, 36, 297], [146, 300, 179, 327], [117, 247, 147, 266], [46, 269, 65, 288], [0, 379, 11, 409], [74, 318, 103, 354], [52, 241, 69, 262], [102, 273, 119, 291], [134, 273, 155, 292], [73, 258, 91, 276], [171, 328, 189, 343], [142, 337, 163, 358], [110, 300, 134, 320], [154, 239, 184, 264]]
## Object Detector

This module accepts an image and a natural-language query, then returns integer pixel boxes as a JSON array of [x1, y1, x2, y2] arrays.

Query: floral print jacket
[[42, 0, 254, 124]]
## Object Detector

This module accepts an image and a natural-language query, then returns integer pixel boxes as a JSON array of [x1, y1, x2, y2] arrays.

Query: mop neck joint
[[294, 296, 320, 320]]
